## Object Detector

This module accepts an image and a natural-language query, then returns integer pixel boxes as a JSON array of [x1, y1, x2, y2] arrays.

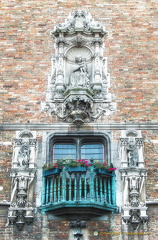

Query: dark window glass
[[81, 143, 104, 161], [53, 143, 76, 161]]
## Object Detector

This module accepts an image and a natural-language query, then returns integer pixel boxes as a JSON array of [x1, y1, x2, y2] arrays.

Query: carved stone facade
[[120, 130, 148, 231], [8, 131, 37, 230], [42, 10, 116, 126]]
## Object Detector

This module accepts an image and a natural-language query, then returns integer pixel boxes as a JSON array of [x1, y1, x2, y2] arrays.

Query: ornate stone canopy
[[42, 10, 116, 125]]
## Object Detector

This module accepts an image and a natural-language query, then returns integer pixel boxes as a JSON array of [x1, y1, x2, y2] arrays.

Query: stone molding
[[0, 123, 158, 131]]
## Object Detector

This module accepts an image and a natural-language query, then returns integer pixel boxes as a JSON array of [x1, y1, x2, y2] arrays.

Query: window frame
[[47, 132, 111, 164]]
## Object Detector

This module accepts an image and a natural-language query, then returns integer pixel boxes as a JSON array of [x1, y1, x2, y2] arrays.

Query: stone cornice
[[0, 123, 158, 131]]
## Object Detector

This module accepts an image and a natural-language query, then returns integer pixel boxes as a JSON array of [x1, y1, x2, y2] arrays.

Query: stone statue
[[127, 138, 138, 167], [69, 57, 90, 88], [17, 142, 31, 167], [129, 176, 139, 191]]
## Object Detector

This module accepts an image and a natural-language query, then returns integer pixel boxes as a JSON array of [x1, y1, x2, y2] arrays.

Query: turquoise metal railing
[[42, 166, 116, 212]]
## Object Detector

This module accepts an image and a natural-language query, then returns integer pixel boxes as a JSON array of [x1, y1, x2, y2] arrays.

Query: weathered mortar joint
[[8, 131, 37, 230]]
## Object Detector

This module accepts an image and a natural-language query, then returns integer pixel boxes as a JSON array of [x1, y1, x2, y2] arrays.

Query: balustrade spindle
[[79, 174, 82, 201], [84, 174, 87, 200], [103, 177, 107, 204], [95, 176, 99, 202], [42, 176, 46, 205], [90, 167, 94, 201], [54, 177, 57, 203], [50, 178, 53, 203], [74, 174, 77, 201], [69, 173, 72, 201], [62, 167, 66, 202], [57, 175, 61, 202], [107, 178, 111, 204], [111, 175, 116, 205], [100, 177, 103, 203], [45, 178, 49, 204]]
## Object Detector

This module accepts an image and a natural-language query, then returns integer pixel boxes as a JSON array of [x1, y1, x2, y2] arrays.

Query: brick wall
[[0, 132, 13, 202], [1, 0, 158, 123], [0, 0, 158, 239]]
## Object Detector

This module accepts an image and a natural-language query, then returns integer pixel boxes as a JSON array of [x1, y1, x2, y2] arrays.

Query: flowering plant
[[43, 159, 91, 170], [93, 161, 116, 171], [43, 159, 116, 171], [66, 159, 91, 167]]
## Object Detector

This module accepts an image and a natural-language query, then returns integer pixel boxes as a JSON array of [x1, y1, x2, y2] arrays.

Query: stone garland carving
[[120, 131, 148, 231], [41, 10, 116, 126], [8, 132, 37, 230]]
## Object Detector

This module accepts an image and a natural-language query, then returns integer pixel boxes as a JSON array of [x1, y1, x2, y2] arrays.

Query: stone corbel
[[122, 208, 148, 231], [70, 220, 87, 240]]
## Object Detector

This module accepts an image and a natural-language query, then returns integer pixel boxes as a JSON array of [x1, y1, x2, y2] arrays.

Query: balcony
[[41, 166, 117, 217]]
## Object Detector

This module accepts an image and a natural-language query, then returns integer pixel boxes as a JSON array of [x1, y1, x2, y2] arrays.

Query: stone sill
[[146, 200, 158, 205], [0, 201, 10, 206]]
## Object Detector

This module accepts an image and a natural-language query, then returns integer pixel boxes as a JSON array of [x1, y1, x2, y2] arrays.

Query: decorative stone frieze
[[42, 10, 116, 126], [119, 130, 148, 230], [8, 131, 37, 230]]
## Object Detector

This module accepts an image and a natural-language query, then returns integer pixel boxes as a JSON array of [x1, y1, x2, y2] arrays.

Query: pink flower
[[108, 168, 116, 171]]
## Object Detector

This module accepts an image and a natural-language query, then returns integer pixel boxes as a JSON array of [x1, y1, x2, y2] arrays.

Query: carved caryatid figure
[[127, 138, 138, 167], [10, 176, 28, 207], [69, 57, 90, 88], [129, 176, 140, 191]]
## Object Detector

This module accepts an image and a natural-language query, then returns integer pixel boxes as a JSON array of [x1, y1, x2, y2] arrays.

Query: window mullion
[[76, 138, 80, 160]]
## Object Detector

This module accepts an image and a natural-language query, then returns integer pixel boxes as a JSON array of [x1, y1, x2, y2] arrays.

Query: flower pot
[[43, 168, 61, 177], [67, 166, 87, 172], [96, 168, 113, 176]]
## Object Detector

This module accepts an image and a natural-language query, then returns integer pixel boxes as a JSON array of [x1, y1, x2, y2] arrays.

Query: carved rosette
[[119, 130, 148, 231], [42, 10, 116, 126], [8, 131, 37, 230]]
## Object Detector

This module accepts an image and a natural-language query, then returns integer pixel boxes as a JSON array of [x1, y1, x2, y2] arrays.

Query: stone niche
[[8, 131, 37, 230], [119, 130, 148, 231], [42, 10, 116, 126]]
